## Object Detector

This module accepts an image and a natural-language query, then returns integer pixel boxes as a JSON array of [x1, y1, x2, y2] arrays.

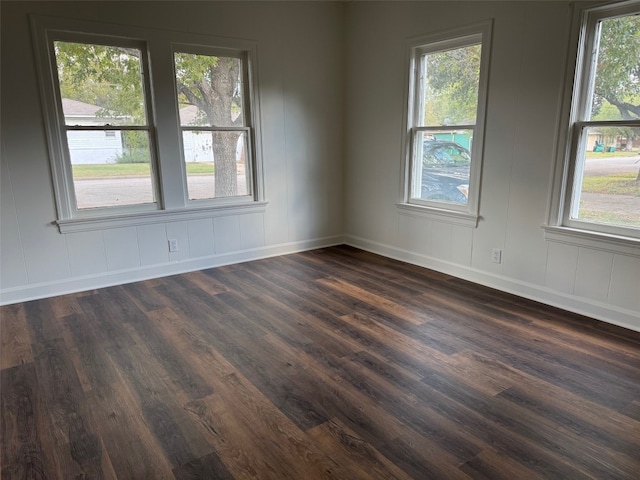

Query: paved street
[[75, 173, 248, 209], [584, 154, 640, 175]]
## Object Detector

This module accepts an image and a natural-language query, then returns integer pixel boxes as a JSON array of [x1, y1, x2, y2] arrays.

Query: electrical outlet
[[168, 239, 178, 252], [492, 248, 502, 264]]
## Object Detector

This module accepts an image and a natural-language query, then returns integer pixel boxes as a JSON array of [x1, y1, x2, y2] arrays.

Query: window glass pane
[[55, 42, 147, 126], [422, 44, 481, 127], [184, 130, 249, 200], [68, 130, 155, 209], [570, 126, 640, 229], [411, 129, 473, 204], [174, 53, 244, 127], [587, 14, 640, 121]]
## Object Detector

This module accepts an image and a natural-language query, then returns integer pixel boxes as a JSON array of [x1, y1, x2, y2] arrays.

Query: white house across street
[[64, 99, 235, 165]]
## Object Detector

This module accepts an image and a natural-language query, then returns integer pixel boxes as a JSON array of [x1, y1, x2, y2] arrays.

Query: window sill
[[542, 225, 640, 257], [397, 203, 479, 227], [56, 201, 269, 234]]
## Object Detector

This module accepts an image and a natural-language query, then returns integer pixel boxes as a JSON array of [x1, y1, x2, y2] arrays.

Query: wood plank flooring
[[2, 245, 640, 479]]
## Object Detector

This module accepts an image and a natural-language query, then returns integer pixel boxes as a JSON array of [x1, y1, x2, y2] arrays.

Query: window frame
[[38, 31, 161, 219], [399, 21, 492, 227], [546, 1, 640, 247], [31, 15, 265, 233], [171, 44, 255, 206]]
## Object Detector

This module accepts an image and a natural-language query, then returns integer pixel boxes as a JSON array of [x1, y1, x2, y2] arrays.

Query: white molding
[[0, 235, 344, 306], [397, 203, 479, 227], [56, 201, 269, 233], [345, 234, 640, 333], [542, 225, 640, 258], [4, 232, 638, 333]]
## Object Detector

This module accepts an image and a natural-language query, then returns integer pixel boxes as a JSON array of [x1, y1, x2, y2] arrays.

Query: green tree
[[55, 42, 146, 123], [55, 42, 244, 196], [592, 14, 640, 180], [594, 15, 640, 120], [424, 44, 481, 126]]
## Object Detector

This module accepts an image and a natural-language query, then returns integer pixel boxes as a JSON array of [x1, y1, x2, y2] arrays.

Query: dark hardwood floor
[[2, 245, 640, 479]]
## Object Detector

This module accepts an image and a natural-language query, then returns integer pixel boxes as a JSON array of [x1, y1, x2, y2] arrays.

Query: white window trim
[[31, 15, 266, 233], [545, 1, 640, 251], [47, 32, 160, 220], [56, 202, 269, 234], [171, 43, 259, 206], [398, 20, 493, 228]]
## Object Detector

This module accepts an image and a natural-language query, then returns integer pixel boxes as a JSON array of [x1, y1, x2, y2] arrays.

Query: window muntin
[[53, 40, 157, 213], [406, 26, 490, 216], [562, 5, 640, 236], [174, 51, 252, 201]]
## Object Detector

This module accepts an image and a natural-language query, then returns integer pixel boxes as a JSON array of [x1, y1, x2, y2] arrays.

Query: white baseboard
[[0, 235, 344, 306], [345, 234, 640, 333], [4, 233, 638, 334]]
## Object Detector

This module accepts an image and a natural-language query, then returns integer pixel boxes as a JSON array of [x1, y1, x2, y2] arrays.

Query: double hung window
[[173, 49, 252, 202], [553, 1, 640, 240], [31, 16, 263, 232], [403, 22, 491, 224], [54, 39, 157, 212]]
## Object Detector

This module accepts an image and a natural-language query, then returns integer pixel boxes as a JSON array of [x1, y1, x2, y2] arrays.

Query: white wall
[[0, 1, 345, 303], [343, 1, 640, 331]]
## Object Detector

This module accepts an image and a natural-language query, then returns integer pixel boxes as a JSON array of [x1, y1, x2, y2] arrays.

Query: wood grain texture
[[1, 245, 639, 479], [0, 304, 33, 370], [1, 363, 54, 479]]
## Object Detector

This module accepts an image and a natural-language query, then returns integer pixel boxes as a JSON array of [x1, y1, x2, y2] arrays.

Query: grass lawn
[[581, 173, 640, 196], [72, 162, 214, 178], [585, 151, 639, 158]]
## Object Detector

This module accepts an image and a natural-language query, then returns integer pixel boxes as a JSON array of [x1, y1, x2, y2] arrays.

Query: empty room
[[1, 0, 639, 478]]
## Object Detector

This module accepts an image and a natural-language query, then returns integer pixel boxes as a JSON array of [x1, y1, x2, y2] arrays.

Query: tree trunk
[[209, 58, 241, 197], [213, 133, 239, 197]]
